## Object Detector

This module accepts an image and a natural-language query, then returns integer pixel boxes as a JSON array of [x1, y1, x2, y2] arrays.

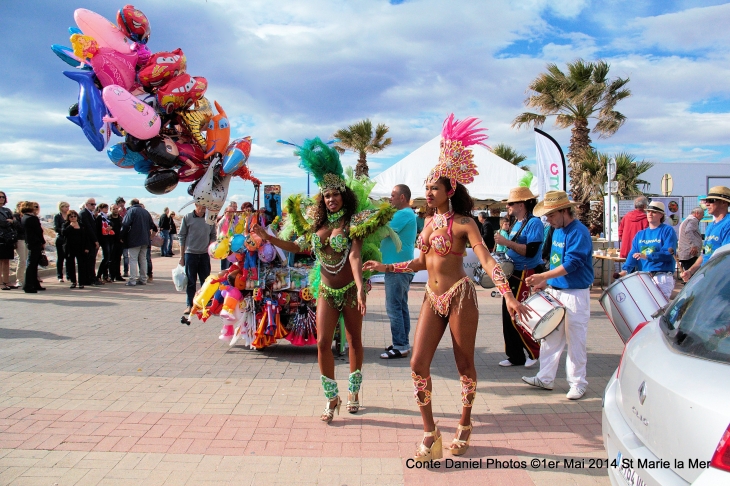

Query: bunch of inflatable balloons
[[52, 5, 261, 224]]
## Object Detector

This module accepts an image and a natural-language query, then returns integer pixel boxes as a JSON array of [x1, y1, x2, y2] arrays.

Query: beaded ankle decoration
[[321, 375, 339, 400], [460, 375, 477, 407], [348, 370, 363, 395], [412, 372, 432, 407]]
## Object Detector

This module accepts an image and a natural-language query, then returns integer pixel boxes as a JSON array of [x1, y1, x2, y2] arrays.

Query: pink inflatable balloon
[[102, 85, 160, 140], [74, 8, 133, 54], [90, 47, 138, 90]]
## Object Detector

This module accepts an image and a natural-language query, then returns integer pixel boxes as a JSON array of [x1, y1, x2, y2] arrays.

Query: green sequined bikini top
[[311, 231, 351, 275]]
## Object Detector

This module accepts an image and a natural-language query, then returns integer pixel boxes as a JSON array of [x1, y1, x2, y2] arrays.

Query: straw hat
[[504, 187, 537, 203], [533, 190, 580, 217], [646, 201, 665, 214], [703, 186, 730, 204]]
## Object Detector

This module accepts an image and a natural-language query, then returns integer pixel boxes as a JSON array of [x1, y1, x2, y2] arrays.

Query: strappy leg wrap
[[412, 372, 432, 407], [460, 375, 477, 407], [321, 375, 339, 400], [348, 370, 362, 395]]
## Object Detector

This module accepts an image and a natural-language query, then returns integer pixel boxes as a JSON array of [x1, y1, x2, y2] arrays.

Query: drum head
[[532, 307, 565, 340]]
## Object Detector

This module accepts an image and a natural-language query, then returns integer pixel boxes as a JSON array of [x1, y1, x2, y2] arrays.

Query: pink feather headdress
[[426, 114, 489, 195]]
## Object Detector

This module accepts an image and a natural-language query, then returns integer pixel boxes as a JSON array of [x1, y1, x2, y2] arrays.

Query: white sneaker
[[566, 385, 586, 400], [499, 359, 513, 367], [525, 358, 538, 368], [522, 376, 554, 390]]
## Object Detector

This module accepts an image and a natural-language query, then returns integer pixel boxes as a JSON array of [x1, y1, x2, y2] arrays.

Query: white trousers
[[652, 273, 674, 300], [536, 287, 590, 388]]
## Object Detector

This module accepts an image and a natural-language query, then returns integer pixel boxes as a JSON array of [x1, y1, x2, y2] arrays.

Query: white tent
[[371, 136, 536, 201]]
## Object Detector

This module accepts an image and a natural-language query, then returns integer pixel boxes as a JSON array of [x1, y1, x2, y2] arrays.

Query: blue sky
[[2, 0, 730, 215]]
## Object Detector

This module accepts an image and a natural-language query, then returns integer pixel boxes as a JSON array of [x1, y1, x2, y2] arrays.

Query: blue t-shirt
[[381, 207, 417, 265], [507, 217, 544, 270], [622, 224, 678, 273], [547, 219, 594, 289], [702, 215, 730, 265]]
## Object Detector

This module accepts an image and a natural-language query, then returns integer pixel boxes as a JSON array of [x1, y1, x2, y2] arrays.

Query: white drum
[[516, 291, 565, 340], [600, 271, 668, 343], [472, 253, 514, 289]]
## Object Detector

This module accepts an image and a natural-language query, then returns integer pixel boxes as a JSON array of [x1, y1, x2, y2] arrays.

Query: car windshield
[[661, 251, 730, 364]]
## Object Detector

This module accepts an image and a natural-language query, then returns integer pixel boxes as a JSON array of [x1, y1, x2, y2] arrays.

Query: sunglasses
[[69, 215, 77, 218], [704, 199, 717, 204]]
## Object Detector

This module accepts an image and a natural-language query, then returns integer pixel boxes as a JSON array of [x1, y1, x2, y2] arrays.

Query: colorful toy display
[[54, 5, 262, 224], [182, 208, 320, 351]]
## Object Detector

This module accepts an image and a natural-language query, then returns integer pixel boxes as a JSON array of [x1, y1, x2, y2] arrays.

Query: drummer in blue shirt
[[523, 191, 594, 401], [618, 201, 677, 299], [493, 187, 544, 368], [681, 186, 730, 282]]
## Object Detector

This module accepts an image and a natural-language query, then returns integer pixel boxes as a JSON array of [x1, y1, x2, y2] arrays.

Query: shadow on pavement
[[0, 328, 72, 340]]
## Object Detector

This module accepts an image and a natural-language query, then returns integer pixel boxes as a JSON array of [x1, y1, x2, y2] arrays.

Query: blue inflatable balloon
[[63, 70, 111, 151], [230, 234, 245, 253], [107, 142, 149, 169], [68, 27, 82, 35], [133, 157, 154, 174]]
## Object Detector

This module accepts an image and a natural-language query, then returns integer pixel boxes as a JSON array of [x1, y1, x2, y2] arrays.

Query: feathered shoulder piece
[[349, 201, 396, 240], [426, 114, 489, 193], [282, 194, 311, 239], [279, 138, 345, 193]]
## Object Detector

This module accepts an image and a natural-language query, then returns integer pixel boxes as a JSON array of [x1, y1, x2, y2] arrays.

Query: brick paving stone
[[0, 254, 628, 484]]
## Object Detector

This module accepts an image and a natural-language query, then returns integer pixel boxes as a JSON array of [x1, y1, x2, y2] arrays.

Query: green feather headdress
[[278, 137, 345, 193]]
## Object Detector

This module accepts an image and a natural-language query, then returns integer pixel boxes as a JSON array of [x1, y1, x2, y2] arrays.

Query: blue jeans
[[185, 253, 212, 307], [384, 272, 414, 352], [123, 248, 129, 275], [160, 230, 171, 256]]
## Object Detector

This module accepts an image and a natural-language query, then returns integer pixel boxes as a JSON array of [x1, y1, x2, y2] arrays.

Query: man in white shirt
[[677, 207, 703, 272]]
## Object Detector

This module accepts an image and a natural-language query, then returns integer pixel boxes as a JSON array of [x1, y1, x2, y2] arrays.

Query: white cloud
[[629, 3, 730, 52]]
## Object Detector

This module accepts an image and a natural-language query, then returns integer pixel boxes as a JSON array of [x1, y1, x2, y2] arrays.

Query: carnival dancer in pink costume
[[364, 114, 530, 462]]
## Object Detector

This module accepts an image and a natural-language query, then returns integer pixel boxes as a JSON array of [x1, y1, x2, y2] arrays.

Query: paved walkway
[[0, 256, 621, 485]]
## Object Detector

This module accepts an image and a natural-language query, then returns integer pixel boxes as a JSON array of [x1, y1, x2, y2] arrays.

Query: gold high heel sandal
[[321, 396, 341, 423], [449, 423, 472, 456], [414, 427, 443, 462], [347, 393, 360, 413], [347, 370, 362, 414]]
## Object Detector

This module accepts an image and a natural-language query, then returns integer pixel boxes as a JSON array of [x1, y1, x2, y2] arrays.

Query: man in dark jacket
[[618, 196, 649, 259], [478, 211, 496, 252], [80, 198, 100, 286], [120, 199, 157, 286], [158, 207, 172, 257], [108, 205, 124, 281]]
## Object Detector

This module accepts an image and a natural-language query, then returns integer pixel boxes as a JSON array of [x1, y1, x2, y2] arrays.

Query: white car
[[602, 244, 730, 485]]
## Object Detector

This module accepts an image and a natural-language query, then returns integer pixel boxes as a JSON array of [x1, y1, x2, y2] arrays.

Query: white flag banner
[[535, 128, 566, 200]]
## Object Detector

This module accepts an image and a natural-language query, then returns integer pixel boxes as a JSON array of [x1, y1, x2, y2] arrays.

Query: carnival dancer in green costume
[[253, 138, 395, 423]]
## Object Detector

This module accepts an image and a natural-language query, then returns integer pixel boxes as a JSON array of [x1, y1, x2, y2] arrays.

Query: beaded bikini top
[[416, 211, 466, 257], [300, 230, 351, 275]]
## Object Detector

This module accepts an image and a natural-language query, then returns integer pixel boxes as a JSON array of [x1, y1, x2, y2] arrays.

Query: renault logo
[[638, 381, 647, 405]]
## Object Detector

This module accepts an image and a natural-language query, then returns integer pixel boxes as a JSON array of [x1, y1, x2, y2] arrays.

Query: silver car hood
[[618, 319, 730, 483]]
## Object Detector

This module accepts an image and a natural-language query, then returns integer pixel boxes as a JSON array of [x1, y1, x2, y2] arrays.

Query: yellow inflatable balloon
[[193, 276, 220, 309]]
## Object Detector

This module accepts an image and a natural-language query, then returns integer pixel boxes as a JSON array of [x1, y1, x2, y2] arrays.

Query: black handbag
[[0, 226, 18, 245], [39, 252, 49, 268]]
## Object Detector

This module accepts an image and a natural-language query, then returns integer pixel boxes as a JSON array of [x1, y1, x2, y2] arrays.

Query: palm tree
[[511, 59, 631, 206], [580, 151, 654, 199], [333, 119, 392, 178], [490, 143, 529, 170], [581, 151, 653, 235]]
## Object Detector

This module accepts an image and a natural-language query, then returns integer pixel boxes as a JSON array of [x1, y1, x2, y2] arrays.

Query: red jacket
[[618, 209, 648, 258]]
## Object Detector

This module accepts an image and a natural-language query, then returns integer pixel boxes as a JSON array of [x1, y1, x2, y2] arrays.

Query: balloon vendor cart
[[182, 209, 347, 355]]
